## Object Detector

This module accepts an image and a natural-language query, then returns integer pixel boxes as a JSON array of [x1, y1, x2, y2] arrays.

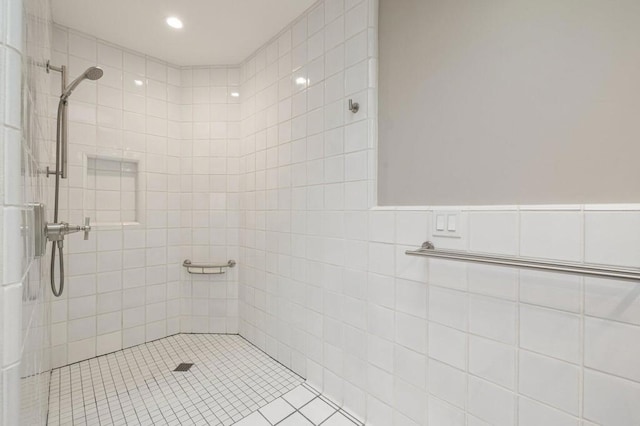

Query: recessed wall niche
[[84, 156, 139, 226]]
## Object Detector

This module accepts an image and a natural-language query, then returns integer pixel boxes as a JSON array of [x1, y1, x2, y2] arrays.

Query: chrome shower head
[[60, 66, 103, 101], [84, 66, 104, 80]]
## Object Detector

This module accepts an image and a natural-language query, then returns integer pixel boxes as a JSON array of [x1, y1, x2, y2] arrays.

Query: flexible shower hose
[[50, 240, 64, 297], [50, 99, 66, 297]]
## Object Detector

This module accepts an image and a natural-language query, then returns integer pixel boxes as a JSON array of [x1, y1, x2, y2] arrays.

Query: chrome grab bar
[[182, 259, 236, 275], [406, 241, 640, 281]]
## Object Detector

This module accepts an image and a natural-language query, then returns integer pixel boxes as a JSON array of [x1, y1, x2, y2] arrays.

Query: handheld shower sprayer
[[60, 66, 104, 101], [45, 64, 104, 297]]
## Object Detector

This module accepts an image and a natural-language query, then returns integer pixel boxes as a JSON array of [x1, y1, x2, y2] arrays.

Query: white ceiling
[[51, 0, 316, 66]]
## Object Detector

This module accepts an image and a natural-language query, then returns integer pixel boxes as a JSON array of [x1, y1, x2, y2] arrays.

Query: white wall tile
[[583, 369, 640, 425], [428, 360, 466, 409], [468, 376, 515, 426], [3, 48, 21, 129], [519, 270, 582, 313], [428, 259, 467, 291], [518, 398, 579, 426], [428, 396, 465, 426], [67, 337, 96, 363], [395, 278, 426, 318], [345, 1, 368, 39], [469, 211, 518, 255], [97, 43, 123, 69], [520, 305, 580, 363], [585, 317, 640, 382], [395, 312, 425, 353], [428, 322, 465, 369], [368, 210, 394, 243], [68, 32, 96, 60], [6, 0, 23, 50], [467, 264, 517, 300], [2, 284, 22, 366], [428, 287, 467, 331], [584, 277, 640, 325], [394, 379, 426, 424], [468, 295, 516, 344], [520, 211, 582, 262], [519, 351, 580, 415], [394, 345, 425, 390], [469, 335, 515, 389], [394, 211, 428, 247], [367, 242, 394, 276], [584, 211, 640, 267]]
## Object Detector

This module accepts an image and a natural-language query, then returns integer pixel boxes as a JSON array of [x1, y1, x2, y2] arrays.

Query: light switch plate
[[432, 210, 462, 238]]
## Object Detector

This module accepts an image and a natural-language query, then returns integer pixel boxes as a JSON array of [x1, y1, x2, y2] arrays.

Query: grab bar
[[182, 259, 236, 275], [406, 241, 640, 281]]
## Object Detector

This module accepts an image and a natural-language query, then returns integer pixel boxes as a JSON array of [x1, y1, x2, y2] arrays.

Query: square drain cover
[[174, 363, 194, 372]]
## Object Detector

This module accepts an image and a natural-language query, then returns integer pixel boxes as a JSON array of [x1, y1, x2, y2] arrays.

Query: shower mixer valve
[[45, 217, 91, 242]]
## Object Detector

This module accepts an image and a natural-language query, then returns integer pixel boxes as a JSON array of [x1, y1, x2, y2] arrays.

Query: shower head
[[60, 66, 103, 101], [84, 66, 104, 80]]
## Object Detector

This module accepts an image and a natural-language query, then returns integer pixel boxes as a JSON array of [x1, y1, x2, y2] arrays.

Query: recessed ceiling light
[[230, 92, 240, 98], [166, 16, 183, 29], [295, 77, 307, 86], [134, 79, 144, 86]]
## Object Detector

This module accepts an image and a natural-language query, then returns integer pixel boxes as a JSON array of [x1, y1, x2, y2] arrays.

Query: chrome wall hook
[[349, 99, 359, 113]]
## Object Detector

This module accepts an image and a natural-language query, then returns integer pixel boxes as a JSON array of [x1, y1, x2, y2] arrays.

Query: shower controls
[[45, 217, 92, 242], [29, 203, 47, 257], [45, 62, 104, 297]]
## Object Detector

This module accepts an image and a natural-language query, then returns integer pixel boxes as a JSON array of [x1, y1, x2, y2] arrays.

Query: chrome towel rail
[[183, 259, 236, 275], [406, 241, 640, 281]]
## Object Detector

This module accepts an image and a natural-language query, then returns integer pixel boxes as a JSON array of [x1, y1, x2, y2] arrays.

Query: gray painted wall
[[378, 0, 640, 205]]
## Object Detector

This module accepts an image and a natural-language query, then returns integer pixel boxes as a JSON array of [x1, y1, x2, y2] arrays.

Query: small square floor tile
[[47, 335, 304, 426]]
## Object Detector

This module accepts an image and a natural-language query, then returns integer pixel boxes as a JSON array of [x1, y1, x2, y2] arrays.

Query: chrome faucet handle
[[82, 217, 91, 240]]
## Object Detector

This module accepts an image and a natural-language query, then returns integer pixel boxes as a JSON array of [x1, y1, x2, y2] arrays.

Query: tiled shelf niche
[[84, 155, 140, 226]]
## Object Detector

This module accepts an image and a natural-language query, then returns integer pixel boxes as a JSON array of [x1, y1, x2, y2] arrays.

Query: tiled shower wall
[[238, 0, 640, 425], [48, 26, 241, 367], [2, 0, 54, 424], [178, 65, 241, 334], [238, 0, 379, 417], [48, 25, 182, 366]]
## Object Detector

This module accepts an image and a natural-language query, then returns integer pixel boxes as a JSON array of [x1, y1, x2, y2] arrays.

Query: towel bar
[[405, 241, 640, 281]]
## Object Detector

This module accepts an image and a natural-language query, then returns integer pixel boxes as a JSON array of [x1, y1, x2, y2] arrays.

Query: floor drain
[[174, 363, 194, 372]]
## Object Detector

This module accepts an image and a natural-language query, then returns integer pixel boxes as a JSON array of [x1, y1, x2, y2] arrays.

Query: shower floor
[[46, 334, 360, 426]]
